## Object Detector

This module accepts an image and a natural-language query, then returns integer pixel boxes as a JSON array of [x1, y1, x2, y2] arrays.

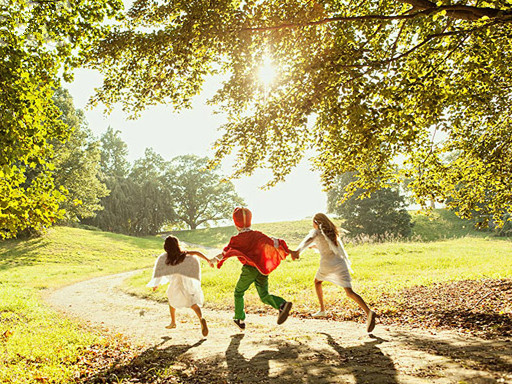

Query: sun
[[258, 55, 277, 88]]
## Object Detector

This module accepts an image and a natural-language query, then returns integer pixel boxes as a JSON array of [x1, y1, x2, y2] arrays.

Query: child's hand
[[152, 286, 158, 291], [290, 250, 300, 260], [208, 259, 215, 268]]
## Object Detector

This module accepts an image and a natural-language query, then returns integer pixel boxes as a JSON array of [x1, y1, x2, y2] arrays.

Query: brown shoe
[[366, 311, 376, 333], [200, 318, 208, 337], [277, 301, 292, 325], [234, 319, 246, 330]]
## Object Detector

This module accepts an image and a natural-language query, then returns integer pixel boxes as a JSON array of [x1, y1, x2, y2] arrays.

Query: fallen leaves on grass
[[375, 278, 512, 339]]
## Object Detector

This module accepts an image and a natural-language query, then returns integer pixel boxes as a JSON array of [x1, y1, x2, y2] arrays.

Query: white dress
[[296, 229, 352, 288], [146, 253, 205, 308]]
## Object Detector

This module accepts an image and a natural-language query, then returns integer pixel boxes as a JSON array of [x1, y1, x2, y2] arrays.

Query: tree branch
[[242, 9, 433, 32], [242, 1, 512, 32], [401, 0, 509, 20]]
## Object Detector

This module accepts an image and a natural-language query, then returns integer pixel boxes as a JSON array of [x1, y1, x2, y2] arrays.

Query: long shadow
[[79, 336, 206, 383], [76, 327, 512, 383], [225, 334, 300, 383], [321, 333, 399, 384], [394, 331, 512, 377], [218, 332, 399, 384]]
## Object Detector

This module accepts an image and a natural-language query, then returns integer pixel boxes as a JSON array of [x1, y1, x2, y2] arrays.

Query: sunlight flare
[[258, 55, 277, 88]]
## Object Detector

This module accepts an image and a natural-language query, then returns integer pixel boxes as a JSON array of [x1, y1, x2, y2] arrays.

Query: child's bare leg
[[191, 304, 203, 320], [166, 305, 177, 329], [314, 279, 325, 312], [343, 287, 370, 315], [191, 304, 209, 337]]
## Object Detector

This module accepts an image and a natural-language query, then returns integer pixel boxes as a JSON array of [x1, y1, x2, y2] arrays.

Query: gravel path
[[45, 271, 512, 383]]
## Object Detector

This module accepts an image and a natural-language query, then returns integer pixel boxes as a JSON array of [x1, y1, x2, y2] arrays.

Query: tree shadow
[[0, 237, 47, 270], [79, 336, 206, 383], [393, 331, 512, 376]]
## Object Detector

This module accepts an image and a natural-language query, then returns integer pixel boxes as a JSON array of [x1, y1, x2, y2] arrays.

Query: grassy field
[[1, 210, 510, 382], [124, 210, 512, 319], [163, 209, 488, 248], [0, 226, 163, 384]]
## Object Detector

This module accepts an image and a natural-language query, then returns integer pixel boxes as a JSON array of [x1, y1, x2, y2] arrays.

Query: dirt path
[[46, 271, 512, 384]]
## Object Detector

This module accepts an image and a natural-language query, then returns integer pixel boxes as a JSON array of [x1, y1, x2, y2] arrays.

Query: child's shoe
[[234, 319, 246, 330], [311, 310, 327, 318], [277, 301, 292, 325], [366, 310, 377, 333], [165, 323, 176, 329], [200, 318, 209, 337]]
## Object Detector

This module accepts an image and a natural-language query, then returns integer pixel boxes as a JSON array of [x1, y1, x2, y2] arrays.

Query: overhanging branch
[[402, 0, 509, 20], [242, 1, 512, 32]]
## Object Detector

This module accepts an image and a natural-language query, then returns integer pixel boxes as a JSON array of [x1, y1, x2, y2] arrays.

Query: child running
[[290, 213, 377, 333], [214, 207, 295, 330], [147, 235, 214, 337]]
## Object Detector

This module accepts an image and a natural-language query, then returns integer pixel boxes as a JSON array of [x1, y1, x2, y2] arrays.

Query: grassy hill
[[1, 210, 510, 383], [167, 209, 486, 249], [409, 209, 486, 241], [124, 210, 511, 331], [0, 226, 164, 383]]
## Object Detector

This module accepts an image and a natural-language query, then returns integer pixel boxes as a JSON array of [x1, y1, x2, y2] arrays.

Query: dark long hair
[[164, 236, 187, 266], [313, 213, 339, 246]]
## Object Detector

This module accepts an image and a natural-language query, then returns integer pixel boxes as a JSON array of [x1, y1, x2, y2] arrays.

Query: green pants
[[234, 265, 285, 320]]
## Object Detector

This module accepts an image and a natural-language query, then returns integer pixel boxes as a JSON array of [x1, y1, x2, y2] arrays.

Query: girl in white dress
[[291, 213, 376, 333], [147, 235, 214, 337]]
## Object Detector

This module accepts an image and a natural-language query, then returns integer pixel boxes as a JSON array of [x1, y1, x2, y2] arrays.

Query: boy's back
[[218, 230, 290, 275]]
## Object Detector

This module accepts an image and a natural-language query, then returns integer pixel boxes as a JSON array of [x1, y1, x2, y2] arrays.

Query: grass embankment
[[1, 210, 510, 383], [0, 226, 163, 383], [123, 210, 512, 338]]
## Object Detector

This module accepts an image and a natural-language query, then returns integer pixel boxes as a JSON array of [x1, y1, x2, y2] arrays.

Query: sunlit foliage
[[86, 0, 512, 226]]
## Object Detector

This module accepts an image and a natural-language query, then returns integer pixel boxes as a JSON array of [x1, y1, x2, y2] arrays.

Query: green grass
[[163, 219, 319, 249], [168, 209, 485, 249], [0, 226, 163, 384], [123, 210, 511, 318], [410, 209, 485, 241], [1, 210, 510, 382], [124, 236, 512, 316]]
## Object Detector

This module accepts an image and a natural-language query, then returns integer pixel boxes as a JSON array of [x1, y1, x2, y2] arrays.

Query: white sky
[[64, 69, 327, 224]]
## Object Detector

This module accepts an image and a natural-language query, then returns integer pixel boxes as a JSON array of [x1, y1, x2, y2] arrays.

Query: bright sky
[[64, 69, 327, 224]]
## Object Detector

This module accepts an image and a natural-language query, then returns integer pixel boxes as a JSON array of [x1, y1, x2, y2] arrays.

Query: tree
[[0, 0, 122, 238], [85, 0, 512, 227], [166, 155, 245, 229], [89, 143, 176, 236], [128, 148, 175, 236], [99, 126, 130, 179], [328, 173, 413, 239], [51, 88, 109, 223]]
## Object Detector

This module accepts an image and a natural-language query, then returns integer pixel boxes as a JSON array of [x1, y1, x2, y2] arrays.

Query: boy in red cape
[[215, 207, 297, 330]]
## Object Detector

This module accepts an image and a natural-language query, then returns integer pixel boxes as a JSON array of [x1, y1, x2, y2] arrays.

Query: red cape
[[217, 230, 290, 275]]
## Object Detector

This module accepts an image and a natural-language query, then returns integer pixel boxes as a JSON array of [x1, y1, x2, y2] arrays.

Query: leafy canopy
[[85, 0, 512, 225], [0, 0, 122, 238], [52, 88, 109, 223]]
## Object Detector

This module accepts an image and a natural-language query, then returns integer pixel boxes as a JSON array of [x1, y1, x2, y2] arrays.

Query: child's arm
[[186, 250, 215, 267], [290, 250, 300, 260], [293, 229, 318, 259]]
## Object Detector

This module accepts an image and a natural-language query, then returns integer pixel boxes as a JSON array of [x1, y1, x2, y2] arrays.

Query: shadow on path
[[191, 332, 400, 383], [395, 330, 512, 375], [80, 337, 206, 383], [321, 332, 398, 384]]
